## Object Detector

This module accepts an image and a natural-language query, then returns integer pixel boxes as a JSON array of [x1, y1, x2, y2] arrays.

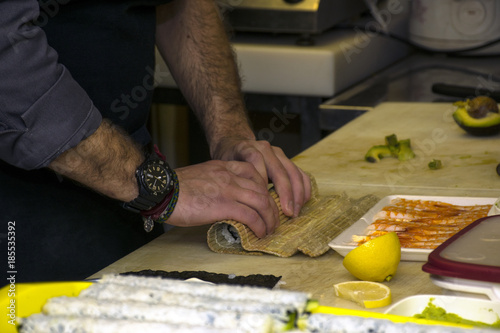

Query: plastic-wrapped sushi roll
[[81, 282, 296, 323], [42, 296, 277, 332], [99, 274, 310, 311], [300, 313, 494, 333], [18, 314, 238, 333]]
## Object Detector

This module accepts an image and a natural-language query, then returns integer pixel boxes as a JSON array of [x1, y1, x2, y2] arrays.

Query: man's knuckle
[[256, 140, 271, 149]]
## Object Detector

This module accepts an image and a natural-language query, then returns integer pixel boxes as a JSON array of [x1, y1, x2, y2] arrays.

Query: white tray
[[328, 195, 497, 262]]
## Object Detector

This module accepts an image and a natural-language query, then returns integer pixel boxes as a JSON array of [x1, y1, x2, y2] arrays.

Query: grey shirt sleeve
[[0, 0, 102, 170]]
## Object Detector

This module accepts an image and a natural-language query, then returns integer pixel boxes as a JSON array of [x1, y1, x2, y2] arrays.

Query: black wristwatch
[[123, 151, 175, 213]]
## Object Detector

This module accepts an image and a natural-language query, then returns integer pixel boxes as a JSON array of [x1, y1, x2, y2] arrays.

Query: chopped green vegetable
[[305, 299, 320, 313], [428, 159, 442, 170], [385, 134, 399, 155], [396, 139, 415, 161], [365, 145, 393, 163], [365, 134, 415, 163]]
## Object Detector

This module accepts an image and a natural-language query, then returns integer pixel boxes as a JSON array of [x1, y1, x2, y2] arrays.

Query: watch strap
[[141, 171, 179, 232], [124, 195, 159, 213]]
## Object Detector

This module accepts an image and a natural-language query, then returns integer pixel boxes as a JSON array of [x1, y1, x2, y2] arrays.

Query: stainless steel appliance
[[409, 0, 500, 54], [219, 0, 367, 35]]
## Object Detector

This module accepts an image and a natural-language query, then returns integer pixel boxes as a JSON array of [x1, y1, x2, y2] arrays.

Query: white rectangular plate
[[328, 195, 497, 261]]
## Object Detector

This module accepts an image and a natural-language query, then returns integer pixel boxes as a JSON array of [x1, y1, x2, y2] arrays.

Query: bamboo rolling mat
[[207, 176, 379, 257]]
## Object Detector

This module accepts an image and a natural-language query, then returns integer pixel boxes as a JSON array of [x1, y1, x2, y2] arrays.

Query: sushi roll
[[19, 314, 237, 333], [99, 274, 310, 311], [42, 296, 275, 332], [81, 282, 295, 323]]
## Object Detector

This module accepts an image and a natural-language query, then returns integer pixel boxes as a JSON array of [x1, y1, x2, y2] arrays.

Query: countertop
[[90, 102, 500, 313], [300, 102, 500, 198]]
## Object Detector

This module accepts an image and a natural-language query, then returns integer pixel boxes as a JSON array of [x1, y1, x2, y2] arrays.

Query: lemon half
[[343, 232, 401, 282], [334, 281, 392, 308]]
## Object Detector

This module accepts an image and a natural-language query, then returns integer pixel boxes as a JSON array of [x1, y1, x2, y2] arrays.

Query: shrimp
[[351, 198, 492, 249], [368, 222, 465, 234]]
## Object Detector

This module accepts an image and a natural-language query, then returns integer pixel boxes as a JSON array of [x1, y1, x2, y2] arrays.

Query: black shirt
[[40, 0, 173, 145]]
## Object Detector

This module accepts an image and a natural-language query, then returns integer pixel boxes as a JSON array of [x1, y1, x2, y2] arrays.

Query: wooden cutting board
[[293, 102, 500, 198]]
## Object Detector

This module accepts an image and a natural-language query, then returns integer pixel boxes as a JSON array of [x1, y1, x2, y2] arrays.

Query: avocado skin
[[456, 123, 500, 136], [452, 107, 500, 136]]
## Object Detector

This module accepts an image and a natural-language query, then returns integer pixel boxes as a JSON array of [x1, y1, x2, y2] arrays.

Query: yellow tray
[[0, 281, 92, 333], [0, 281, 472, 332]]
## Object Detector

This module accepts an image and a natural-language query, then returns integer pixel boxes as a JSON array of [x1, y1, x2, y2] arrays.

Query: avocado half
[[452, 97, 500, 136]]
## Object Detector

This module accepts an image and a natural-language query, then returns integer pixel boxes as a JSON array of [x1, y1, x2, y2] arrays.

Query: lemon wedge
[[343, 231, 401, 282], [334, 281, 392, 309]]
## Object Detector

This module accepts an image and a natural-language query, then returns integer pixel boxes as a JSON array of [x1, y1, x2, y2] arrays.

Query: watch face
[[142, 160, 171, 195]]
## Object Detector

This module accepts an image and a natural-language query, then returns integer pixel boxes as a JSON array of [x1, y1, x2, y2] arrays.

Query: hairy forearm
[[48, 119, 143, 202], [156, 0, 255, 155]]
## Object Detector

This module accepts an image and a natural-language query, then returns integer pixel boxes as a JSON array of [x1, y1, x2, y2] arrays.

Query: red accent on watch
[[140, 188, 174, 221], [154, 144, 166, 161]]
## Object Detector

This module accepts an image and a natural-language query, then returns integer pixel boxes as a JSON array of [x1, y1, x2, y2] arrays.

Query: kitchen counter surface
[[298, 102, 500, 198], [90, 102, 500, 313]]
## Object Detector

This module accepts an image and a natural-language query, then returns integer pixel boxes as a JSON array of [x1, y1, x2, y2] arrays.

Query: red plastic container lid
[[422, 215, 500, 283]]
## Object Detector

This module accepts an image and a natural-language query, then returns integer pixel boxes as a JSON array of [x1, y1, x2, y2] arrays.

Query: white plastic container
[[385, 295, 500, 327]]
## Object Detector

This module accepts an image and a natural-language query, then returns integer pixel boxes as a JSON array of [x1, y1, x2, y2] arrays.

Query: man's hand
[[212, 138, 312, 218], [156, 0, 312, 218], [47, 120, 281, 238], [168, 160, 280, 238]]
